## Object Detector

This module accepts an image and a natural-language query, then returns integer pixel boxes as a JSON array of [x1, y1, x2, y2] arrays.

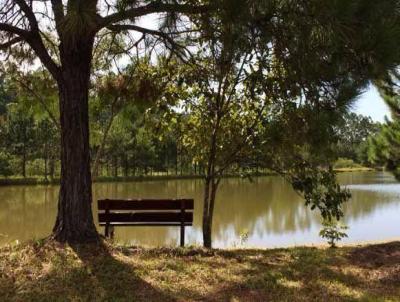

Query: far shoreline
[[0, 168, 381, 187]]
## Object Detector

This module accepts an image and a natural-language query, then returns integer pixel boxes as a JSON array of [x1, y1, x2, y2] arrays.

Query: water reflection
[[0, 172, 399, 247]]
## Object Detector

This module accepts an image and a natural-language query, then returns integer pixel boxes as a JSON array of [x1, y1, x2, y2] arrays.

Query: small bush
[[0, 152, 12, 177], [319, 219, 348, 248], [333, 158, 362, 169]]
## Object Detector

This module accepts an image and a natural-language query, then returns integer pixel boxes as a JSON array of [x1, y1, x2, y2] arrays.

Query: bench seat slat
[[99, 222, 193, 226], [98, 199, 194, 210], [98, 212, 193, 223]]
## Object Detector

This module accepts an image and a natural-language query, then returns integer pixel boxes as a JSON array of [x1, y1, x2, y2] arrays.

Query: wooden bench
[[97, 198, 194, 247]]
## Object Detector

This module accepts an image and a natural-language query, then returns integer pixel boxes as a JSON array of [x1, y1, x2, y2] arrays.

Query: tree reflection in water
[[0, 171, 399, 247]]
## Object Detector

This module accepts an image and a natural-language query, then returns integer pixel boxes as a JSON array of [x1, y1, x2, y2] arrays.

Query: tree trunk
[[52, 36, 98, 243], [175, 145, 178, 175], [113, 157, 118, 177], [123, 155, 129, 177], [44, 150, 48, 182], [22, 151, 26, 178], [92, 106, 117, 178], [49, 154, 55, 181], [202, 177, 219, 248], [202, 177, 212, 248]]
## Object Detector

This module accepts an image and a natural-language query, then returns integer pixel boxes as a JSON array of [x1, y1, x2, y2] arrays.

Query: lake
[[0, 171, 399, 248]]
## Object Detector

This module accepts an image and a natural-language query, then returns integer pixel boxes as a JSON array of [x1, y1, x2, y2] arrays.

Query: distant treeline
[[0, 74, 380, 182]]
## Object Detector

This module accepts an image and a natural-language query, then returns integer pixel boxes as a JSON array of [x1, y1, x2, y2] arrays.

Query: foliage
[[0, 152, 12, 177], [319, 219, 349, 248], [335, 112, 380, 164], [367, 72, 400, 179], [333, 158, 362, 169], [254, 100, 353, 222], [292, 167, 351, 222], [4, 110, 36, 177]]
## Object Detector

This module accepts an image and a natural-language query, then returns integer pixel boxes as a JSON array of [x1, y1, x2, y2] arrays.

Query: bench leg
[[180, 225, 185, 247], [110, 226, 115, 239], [105, 224, 115, 239], [105, 223, 109, 238]]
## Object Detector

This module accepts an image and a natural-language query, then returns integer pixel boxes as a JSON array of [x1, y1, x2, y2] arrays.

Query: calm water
[[0, 172, 399, 248]]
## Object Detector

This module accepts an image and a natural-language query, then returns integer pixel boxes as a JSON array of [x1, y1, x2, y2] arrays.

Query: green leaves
[[366, 73, 400, 179], [291, 167, 351, 221], [319, 219, 349, 248]]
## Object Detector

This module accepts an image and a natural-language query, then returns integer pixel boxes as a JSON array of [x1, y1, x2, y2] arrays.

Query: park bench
[[97, 198, 194, 247]]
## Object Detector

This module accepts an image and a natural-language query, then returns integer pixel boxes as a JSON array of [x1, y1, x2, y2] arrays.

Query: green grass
[[332, 158, 376, 172], [1, 239, 399, 301], [334, 167, 375, 173]]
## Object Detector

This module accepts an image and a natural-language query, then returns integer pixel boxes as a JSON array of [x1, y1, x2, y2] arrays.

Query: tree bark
[[202, 177, 219, 249], [51, 36, 98, 243]]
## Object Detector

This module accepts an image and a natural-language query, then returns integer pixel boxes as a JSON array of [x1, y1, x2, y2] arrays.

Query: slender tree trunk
[[123, 155, 128, 177], [113, 157, 118, 177], [202, 101, 223, 248], [175, 144, 178, 175], [22, 151, 26, 178], [202, 177, 219, 248], [92, 105, 117, 178], [202, 177, 212, 248], [44, 147, 48, 182], [52, 36, 98, 243], [49, 154, 55, 181]]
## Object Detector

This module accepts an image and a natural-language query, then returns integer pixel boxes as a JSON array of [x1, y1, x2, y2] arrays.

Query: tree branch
[[0, 7, 61, 82], [108, 24, 188, 59], [13, 75, 60, 132], [0, 23, 30, 38], [14, 0, 40, 32], [26, 33, 61, 81], [99, 3, 211, 30], [0, 37, 23, 50]]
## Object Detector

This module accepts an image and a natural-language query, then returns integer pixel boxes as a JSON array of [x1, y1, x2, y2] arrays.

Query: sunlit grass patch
[[0, 239, 399, 301]]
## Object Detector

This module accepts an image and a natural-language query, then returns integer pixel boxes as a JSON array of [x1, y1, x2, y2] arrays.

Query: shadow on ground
[[0, 240, 176, 302], [1, 240, 400, 301]]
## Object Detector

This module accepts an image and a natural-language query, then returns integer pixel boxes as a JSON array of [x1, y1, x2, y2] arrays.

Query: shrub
[[319, 219, 348, 248], [333, 158, 362, 169]]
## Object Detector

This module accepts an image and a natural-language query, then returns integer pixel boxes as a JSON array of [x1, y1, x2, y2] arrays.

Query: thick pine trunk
[[52, 37, 98, 243]]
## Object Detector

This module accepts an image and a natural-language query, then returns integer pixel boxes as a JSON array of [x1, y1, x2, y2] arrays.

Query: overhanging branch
[[14, 0, 40, 32], [0, 37, 23, 50], [99, 2, 211, 30], [107, 24, 189, 60], [0, 23, 30, 38]]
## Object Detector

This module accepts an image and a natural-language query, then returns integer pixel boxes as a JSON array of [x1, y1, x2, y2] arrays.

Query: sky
[[353, 85, 390, 123]]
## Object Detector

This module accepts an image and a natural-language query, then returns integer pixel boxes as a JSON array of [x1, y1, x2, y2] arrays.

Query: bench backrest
[[97, 199, 194, 226]]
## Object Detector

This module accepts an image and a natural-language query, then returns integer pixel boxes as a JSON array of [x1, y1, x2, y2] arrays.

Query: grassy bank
[[333, 167, 375, 173], [0, 168, 382, 187], [1, 240, 399, 301], [0, 172, 275, 187]]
